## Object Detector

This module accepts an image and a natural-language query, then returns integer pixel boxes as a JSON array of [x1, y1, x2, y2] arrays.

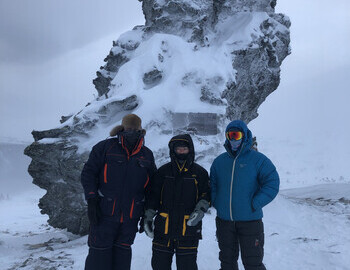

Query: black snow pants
[[151, 238, 199, 270], [84, 217, 138, 270], [216, 217, 266, 270]]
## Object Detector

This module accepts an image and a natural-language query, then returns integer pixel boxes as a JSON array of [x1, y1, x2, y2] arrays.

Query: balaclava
[[173, 141, 190, 163], [123, 130, 142, 152], [230, 139, 242, 152]]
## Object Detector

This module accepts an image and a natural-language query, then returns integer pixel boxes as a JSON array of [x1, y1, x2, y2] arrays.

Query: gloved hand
[[143, 209, 156, 239], [138, 216, 145, 233], [87, 197, 102, 225], [187, 199, 209, 227]]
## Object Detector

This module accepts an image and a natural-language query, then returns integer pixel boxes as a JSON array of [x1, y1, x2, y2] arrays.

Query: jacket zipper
[[120, 137, 130, 222], [194, 179, 198, 201], [229, 143, 245, 221], [160, 185, 164, 205], [118, 136, 144, 222]]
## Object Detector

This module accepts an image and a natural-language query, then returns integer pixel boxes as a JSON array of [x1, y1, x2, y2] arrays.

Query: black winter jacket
[[147, 134, 210, 243], [81, 135, 156, 223]]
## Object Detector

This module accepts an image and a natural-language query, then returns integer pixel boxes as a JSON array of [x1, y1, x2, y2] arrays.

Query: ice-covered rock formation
[[25, 0, 290, 235]]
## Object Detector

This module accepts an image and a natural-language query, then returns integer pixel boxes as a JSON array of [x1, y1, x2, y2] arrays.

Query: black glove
[[87, 197, 102, 225]]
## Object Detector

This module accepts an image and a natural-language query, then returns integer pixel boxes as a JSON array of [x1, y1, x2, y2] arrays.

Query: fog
[[0, 0, 144, 142], [251, 0, 350, 141], [0, 0, 349, 148], [0, 143, 32, 196], [0, 0, 143, 64]]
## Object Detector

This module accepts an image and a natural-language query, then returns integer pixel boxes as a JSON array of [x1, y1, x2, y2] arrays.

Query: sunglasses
[[226, 131, 243, 141]]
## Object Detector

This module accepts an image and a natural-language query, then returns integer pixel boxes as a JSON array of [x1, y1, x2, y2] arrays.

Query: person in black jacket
[[81, 114, 157, 270], [143, 134, 210, 270]]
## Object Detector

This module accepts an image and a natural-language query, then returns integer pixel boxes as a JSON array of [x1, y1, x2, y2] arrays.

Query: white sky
[[0, 0, 349, 144], [0, 0, 144, 141], [251, 0, 350, 145]]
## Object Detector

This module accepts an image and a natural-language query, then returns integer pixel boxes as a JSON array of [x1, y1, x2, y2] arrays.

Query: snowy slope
[[1, 143, 350, 269], [1, 184, 350, 269]]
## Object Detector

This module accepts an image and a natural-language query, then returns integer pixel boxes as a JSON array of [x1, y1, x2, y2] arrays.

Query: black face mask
[[122, 130, 142, 151], [175, 153, 189, 162]]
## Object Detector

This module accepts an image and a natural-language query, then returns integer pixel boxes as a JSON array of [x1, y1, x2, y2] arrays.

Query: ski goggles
[[226, 131, 243, 141]]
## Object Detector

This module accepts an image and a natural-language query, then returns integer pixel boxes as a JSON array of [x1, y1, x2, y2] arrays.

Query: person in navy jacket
[[210, 120, 279, 270], [81, 114, 157, 270]]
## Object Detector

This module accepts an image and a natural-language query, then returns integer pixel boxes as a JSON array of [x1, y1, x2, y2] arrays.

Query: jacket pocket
[[129, 199, 145, 219], [137, 158, 151, 168], [106, 154, 127, 164], [154, 212, 169, 235], [182, 215, 202, 238], [182, 215, 190, 236], [99, 197, 116, 216], [104, 155, 126, 184]]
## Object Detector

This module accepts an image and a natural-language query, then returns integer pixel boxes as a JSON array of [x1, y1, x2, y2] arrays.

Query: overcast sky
[[0, 0, 143, 64], [0, 0, 144, 141], [252, 0, 350, 140], [0, 0, 349, 143]]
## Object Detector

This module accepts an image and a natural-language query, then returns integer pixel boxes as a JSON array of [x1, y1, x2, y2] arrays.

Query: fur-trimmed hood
[[109, 114, 146, 137], [110, 125, 146, 137]]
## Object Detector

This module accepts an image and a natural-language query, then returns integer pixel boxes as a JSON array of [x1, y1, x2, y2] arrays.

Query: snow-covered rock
[[24, 0, 290, 235]]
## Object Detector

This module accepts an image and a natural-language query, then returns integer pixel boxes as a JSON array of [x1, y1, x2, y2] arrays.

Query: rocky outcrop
[[25, 95, 138, 235], [25, 0, 290, 235]]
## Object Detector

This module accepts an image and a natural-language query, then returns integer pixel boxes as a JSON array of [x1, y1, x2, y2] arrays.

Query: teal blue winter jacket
[[210, 120, 279, 221]]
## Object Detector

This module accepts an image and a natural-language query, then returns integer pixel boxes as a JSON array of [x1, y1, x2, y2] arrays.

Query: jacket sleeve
[[145, 169, 163, 211], [197, 167, 211, 204], [148, 151, 157, 179], [80, 141, 106, 200], [209, 161, 217, 208], [252, 157, 280, 211], [144, 151, 157, 205]]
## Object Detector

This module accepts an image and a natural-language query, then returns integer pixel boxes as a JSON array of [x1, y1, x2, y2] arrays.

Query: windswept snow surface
[[1, 142, 350, 269], [1, 186, 350, 269]]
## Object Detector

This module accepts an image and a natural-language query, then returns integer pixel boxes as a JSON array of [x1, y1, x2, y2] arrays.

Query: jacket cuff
[[85, 191, 97, 200]]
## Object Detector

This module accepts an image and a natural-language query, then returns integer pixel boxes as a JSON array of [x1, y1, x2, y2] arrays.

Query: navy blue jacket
[[81, 135, 156, 223], [210, 120, 279, 221]]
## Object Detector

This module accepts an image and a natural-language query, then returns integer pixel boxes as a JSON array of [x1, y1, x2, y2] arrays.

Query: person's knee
[[112, 245, 132, 270], [152, 249, 173, 270], [85, 247, 113, 270], [242, 255, 263, 265], [176, 253, 198, 270]]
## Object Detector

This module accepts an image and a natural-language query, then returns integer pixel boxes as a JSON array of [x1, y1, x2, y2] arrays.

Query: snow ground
[[1, 142, 350, 270]]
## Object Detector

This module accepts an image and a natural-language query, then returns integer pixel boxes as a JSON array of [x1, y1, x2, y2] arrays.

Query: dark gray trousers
[[151, 239, 198, 270], [216, 217, 266, 270]]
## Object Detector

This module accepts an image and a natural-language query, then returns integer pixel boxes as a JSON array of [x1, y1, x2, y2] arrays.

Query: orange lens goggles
[[226, 131, 243, 141]]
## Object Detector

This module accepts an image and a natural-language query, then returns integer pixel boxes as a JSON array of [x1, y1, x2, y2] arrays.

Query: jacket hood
[[224, 120, 253, 154], [168, 134, 195, 164]]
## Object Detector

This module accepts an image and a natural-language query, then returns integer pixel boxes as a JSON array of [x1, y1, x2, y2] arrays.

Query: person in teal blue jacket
[[210, 120, 279, 270]]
